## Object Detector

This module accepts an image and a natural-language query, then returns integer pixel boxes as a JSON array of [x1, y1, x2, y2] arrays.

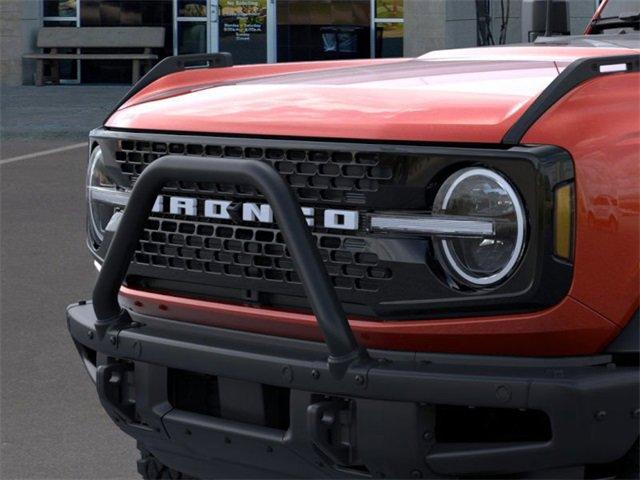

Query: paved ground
[[1, 85, 128, 147], [1, 85, 138, 479]]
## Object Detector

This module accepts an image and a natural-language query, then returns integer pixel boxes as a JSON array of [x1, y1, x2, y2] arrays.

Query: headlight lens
[[433, 168, 526, 287], [87, 146, 129, 244]]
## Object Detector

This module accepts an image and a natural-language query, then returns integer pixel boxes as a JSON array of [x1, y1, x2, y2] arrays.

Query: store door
[[217, 0, 274, 64], [175, 0, 209, 55]]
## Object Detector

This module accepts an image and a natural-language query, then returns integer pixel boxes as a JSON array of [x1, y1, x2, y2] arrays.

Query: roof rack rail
[[503, 53, 639, 145], [105, 52, 233, 123]]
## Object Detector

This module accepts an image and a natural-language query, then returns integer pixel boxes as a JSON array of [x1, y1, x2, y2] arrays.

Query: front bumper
[[68, 302, 638, 478]]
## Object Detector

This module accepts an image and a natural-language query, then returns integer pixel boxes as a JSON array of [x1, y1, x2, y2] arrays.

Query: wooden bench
[[23, 27, 165, 86]]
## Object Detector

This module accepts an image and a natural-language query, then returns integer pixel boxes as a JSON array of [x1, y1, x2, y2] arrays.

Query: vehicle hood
[[106, 45, 635, 144]]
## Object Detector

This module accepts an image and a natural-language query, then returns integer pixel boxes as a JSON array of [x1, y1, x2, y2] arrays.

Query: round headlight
[[432, 168, 526, 287], [87, 146, 129, 244]]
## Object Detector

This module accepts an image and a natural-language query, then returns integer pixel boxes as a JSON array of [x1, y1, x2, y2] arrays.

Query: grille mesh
[[135, 218, 392, 293], [116, 140, 393, 205], [114, 139, 396, 297]]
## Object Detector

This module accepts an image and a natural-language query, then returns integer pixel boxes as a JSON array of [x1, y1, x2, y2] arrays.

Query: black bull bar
[[92, 154, 369, 376]]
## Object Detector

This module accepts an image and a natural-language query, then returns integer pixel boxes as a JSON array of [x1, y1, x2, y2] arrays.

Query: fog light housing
[[433, 168, 526, 287]]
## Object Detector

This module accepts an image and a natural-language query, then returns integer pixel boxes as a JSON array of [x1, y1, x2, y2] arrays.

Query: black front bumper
[[68, 302, 638, 478]]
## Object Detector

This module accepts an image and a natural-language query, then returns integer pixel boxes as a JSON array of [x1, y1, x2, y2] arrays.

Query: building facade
[[2, 0, 598, 86]]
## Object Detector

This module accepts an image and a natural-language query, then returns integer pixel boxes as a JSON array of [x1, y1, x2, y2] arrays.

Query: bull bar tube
[[91, 155, 369, 376]]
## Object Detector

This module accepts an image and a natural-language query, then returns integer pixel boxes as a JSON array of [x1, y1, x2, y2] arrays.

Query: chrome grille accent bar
[[370, 214, 495, 237]]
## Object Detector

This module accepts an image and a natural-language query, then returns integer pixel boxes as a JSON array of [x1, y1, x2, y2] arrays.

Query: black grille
[[135, 218, 392, 293], [115, 139, 393, 205], [111, 138, 400, 313], [104, 134, 472, 318]]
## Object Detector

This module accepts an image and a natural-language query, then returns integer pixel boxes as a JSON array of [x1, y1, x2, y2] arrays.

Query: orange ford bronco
[[68, 1, 639, 478]]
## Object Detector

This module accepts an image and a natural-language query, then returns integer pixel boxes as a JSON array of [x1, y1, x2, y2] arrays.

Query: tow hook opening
[[435, 405, 552, 443]]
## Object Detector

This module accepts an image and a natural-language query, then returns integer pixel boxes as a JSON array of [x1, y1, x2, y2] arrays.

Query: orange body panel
[[120, 287, 618, 356], [120, 59, 405, 109], [523, 72, 640, 327], [108, 59, 556, 144]]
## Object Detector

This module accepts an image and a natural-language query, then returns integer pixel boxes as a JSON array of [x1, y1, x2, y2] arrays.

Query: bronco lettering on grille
[[151, 196, 360, 231]]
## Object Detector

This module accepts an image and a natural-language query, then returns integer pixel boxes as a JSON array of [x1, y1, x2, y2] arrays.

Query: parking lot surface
[[1, 86, 138, 479]]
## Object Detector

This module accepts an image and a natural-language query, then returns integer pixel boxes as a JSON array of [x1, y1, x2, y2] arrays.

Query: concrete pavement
[[1, 86, 138, 479], [1, 85, 128, 157]]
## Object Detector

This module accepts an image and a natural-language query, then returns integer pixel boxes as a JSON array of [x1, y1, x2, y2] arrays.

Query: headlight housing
[[432, 167, 526, 287], [87, 146, 129, 248]]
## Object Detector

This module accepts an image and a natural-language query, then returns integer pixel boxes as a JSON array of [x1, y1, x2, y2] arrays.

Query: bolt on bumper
[[68, 302, 638, 477]]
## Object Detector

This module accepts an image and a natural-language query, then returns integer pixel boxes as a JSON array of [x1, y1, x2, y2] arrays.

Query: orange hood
[[106, 45, 633, 144]]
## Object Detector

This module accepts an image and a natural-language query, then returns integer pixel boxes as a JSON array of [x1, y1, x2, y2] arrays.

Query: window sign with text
[[219, 0, 268, 64]]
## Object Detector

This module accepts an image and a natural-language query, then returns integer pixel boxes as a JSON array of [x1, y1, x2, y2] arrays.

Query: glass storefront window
[[39, 0, 404, 81], [81, 0, 172, 30], [43, 0, 77, 17], [375, 21, 403, 57], [375, 0, 403, 19], [374, 0, 404, 58], [42, 0, 79, 83], [178, 21, 207, 54], [42, 19, 79, 81], [321, 27, 360, 54], [219, 0, 268, 64], [277, 0, 370, 62], [178, 0, 206, 17], [79, 0, 173, 82]]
